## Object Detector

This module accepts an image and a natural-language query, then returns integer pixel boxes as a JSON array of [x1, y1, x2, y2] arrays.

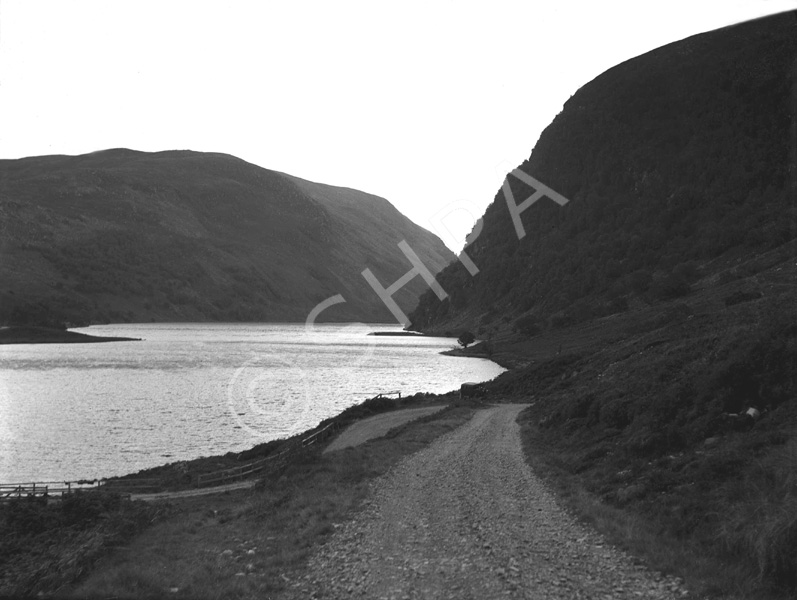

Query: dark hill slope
[[409, 11, 796, 335], [285, 173, 453, 307], [406, 12, 797, 597], [0, 149, 454, 325]]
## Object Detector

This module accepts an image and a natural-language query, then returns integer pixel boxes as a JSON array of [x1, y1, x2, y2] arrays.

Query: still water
[[0, 323, 504, 482]]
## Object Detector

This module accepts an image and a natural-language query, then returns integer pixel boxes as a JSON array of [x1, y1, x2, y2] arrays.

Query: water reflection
[[0, 323, 504, 481]]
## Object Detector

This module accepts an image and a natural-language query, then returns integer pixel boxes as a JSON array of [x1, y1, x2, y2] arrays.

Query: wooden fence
[[194, 449, 291, 487], [195, 420, 344, 487], [357, 390, 402, 399], [1, 481, 90, 500], [1, 419, 348, 500], [1, 388, 419, 500], [0, 478, 164, 501]]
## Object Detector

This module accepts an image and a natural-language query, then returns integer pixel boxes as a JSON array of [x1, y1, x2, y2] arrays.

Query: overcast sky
[[1, 0, 795, 251]]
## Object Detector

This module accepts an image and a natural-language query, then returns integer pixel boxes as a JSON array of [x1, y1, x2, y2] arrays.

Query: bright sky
[[1, 1, 795, 251]]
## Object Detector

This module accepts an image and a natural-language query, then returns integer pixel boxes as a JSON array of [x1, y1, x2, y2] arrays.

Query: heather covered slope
[[0, 149, 454, 326], [407, 12, 797, 597], [409, 12, 796, 335]]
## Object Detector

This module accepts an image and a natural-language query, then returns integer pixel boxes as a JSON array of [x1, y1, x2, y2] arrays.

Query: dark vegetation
[[410, 12, 796, 336], [2, 11, 795, 600], [0, 150, 453, 327], [409, 11, 797, 598], [0, 393, 456, 597], [457, 330, 475, 348], [0, 492, 165, 596], [496, 285, 797, 598], [69, 403, 474, 599]]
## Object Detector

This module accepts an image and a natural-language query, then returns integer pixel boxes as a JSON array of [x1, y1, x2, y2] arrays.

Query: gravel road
[[324, 406, 447, 454], [287, 404, 690, 600]]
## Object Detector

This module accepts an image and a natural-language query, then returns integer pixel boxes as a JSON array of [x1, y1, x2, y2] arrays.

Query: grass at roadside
[[0, 492, 166, 597], [520, 423, 757, 599], [506, 289, 796, 600], [67, 403, 476, 599]]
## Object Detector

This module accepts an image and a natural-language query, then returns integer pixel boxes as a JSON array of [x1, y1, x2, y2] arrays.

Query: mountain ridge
[[0, 149, 454, 326], [409, 11, 796, 336]]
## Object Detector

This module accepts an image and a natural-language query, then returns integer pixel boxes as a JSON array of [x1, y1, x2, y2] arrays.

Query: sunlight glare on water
[[0, 323, 504, 482]]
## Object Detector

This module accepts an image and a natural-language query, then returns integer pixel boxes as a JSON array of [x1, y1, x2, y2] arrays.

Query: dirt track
[[288, 404, 689, 599], [324, 406, 447, 453], [130, 479, 256, 502], [130, 406, 445, 501]]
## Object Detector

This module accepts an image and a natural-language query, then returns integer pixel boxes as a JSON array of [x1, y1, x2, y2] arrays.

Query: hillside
[[409, 11, 797, 597], [409, 11, 796, 335], [0, 149, 454, 326]]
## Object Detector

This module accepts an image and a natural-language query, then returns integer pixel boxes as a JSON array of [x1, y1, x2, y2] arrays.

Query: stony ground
[[285, 404, 691, 600]]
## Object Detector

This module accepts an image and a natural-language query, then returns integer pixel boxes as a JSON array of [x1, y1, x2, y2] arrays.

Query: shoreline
[[368, 331, 427, 336], [440, 343, 522, 370], [1, 323, 504, 484], [71, 392, 460, 493], [5, 305, 795, 599], [0, 326, 141, 345]]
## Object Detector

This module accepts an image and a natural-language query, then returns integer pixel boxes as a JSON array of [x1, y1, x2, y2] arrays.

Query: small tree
[[458, 331, 476, 349]]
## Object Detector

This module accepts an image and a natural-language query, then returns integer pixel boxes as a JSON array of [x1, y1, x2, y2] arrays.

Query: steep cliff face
[[409, 12, 797, 335], [0, 149, 454, 325]]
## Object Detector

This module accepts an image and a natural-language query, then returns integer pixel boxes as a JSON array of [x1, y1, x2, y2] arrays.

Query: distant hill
[[0, 149, 454, 326], [409, 11, 796, 335]]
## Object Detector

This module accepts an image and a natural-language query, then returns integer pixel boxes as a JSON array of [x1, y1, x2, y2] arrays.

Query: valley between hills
[[0, 10, 796, 600]]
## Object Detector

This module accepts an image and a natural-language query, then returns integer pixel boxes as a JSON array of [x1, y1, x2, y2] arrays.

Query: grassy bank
[[61, 402, 475, 599], [4, 256, 794, 598], [0, 492, 166, 596], [489, 283, 796, 598], [0, 392, 463, 597], [521, 418, 796, 600], [107, 392, 448, 493]]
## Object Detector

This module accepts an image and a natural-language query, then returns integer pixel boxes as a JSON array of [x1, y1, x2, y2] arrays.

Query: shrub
[[514, 314, 541, 336], [2, 496, 62, 535], [721, 437, 797, 587], [61, 491, 122, 525], [457, 331, 476, 348]]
